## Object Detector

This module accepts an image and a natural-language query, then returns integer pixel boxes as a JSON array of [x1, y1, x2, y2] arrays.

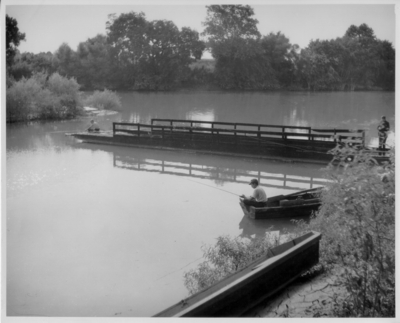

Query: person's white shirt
[[252, 186, 267, 202]]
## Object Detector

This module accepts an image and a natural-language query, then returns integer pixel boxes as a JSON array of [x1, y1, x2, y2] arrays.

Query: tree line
[[6, 5, 395, 91]]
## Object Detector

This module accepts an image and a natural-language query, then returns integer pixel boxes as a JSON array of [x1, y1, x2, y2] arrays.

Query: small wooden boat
[[154, 231, 322, 317], [240, 187, 323, 220]]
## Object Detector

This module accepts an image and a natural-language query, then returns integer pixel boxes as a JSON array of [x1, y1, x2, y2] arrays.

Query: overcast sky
[[4, 0, 397, 59]]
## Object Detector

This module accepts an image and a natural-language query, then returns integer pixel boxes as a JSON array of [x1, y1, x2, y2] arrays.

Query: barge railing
[[113, 120, 365, 145]]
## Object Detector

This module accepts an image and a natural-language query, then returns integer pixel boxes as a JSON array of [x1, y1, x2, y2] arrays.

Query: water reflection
[[186, 109, 215, 123], [109, 147, 327, 190], [238, 214, 310, 240]]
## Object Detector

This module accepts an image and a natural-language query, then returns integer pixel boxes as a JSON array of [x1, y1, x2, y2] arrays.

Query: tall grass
[[6, 72, 82, 122]]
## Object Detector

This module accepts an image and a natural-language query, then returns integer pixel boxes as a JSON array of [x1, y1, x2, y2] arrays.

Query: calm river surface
[[6, 91, 394, 317]]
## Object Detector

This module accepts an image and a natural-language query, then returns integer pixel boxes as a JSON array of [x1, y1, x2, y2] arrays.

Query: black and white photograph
[[2, 0, 396, 320]]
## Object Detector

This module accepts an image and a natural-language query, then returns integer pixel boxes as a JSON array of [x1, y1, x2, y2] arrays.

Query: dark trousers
[[379, 132, 388, 155], [242, 199, 267, 207]]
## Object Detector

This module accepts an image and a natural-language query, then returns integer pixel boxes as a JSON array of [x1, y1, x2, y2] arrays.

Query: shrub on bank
[[183, 232, 293, 295], [6, 76, 43, 122], [294, 146, 395, 317], [83, 89, 122, 111], [6, 72, 82, 122]]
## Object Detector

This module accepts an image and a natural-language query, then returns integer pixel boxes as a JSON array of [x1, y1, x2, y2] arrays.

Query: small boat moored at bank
[[154, 231, 322, 317], [240, 187, 323, 220]]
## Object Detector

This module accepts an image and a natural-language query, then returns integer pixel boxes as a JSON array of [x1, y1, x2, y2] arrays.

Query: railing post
[[138, 125, 140, 138], [282, 127, 286, 140], [162, 126, 164, 140], [362, 130, 365, 147], [234, 125, 237, 145], [113, 122, 116, 136]]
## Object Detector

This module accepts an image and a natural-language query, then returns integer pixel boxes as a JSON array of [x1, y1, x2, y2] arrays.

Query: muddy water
[[6, 91, 394, 317]]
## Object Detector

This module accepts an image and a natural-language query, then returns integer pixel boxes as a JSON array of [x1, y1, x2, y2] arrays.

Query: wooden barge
[[240, 187, 323, 220], [68, 119, 388, 164], [154, 231, 322, 317]]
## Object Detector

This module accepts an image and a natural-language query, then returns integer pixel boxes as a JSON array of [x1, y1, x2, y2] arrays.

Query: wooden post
[[113, 122, 116, 136], [362, 130, 365, 147], [138, 125, 140, 138], [234, 125, 237, 145], [282, 127, 286, 140]]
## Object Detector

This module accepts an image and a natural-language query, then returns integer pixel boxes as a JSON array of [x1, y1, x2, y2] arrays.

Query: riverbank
[[246, 148, 395, 318], [245, 266, 348, 317]]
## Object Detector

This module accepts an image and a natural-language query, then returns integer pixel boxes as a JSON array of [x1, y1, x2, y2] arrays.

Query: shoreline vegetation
[[6, 72, 122, 123], [6, 5, 394, 99], [184, 146, 395, 318], [6, 5, 394, 122]]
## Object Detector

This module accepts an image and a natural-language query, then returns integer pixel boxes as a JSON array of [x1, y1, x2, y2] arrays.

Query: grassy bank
[[293, 147, 395, 317]]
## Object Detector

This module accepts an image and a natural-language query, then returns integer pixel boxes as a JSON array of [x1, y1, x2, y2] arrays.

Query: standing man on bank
[[377, 115, 390, 154], [240, 178, 268, 207]]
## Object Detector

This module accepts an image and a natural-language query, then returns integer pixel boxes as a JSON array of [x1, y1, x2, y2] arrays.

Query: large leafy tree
[[53, 43, 79, 77], [261, 32, 299, 87], [202, 5, 260, 51], [298, 41, 341, 90], [298, 24, 394, 91], [375, 40, 395, 90], [6, 14, 26, 68], [341, 24, 379, 89], [9, 51, 55, 81], [106, 12, 205, 90], [75, 34, 112, 89], [202, 5, 276, 89]]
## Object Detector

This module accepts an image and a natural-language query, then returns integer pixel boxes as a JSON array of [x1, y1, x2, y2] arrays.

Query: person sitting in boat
[[240, 179, 268, 207], [87, 119, 100, 133], [377, 116, 390, 154]]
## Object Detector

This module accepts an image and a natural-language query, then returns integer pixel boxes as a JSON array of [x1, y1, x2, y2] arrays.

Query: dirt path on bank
[[244, 267, 348, 318]]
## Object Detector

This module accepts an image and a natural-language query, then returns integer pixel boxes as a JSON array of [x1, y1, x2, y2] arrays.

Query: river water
[[6, 91, 394, 317]]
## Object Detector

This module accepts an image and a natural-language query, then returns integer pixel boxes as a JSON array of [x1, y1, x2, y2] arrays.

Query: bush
[[6, 72, 83, 122], [183, 233, 292, 295], [6, 76, 43, 122], [294, 146, 395, 317], [83, 89, 121, 111]]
